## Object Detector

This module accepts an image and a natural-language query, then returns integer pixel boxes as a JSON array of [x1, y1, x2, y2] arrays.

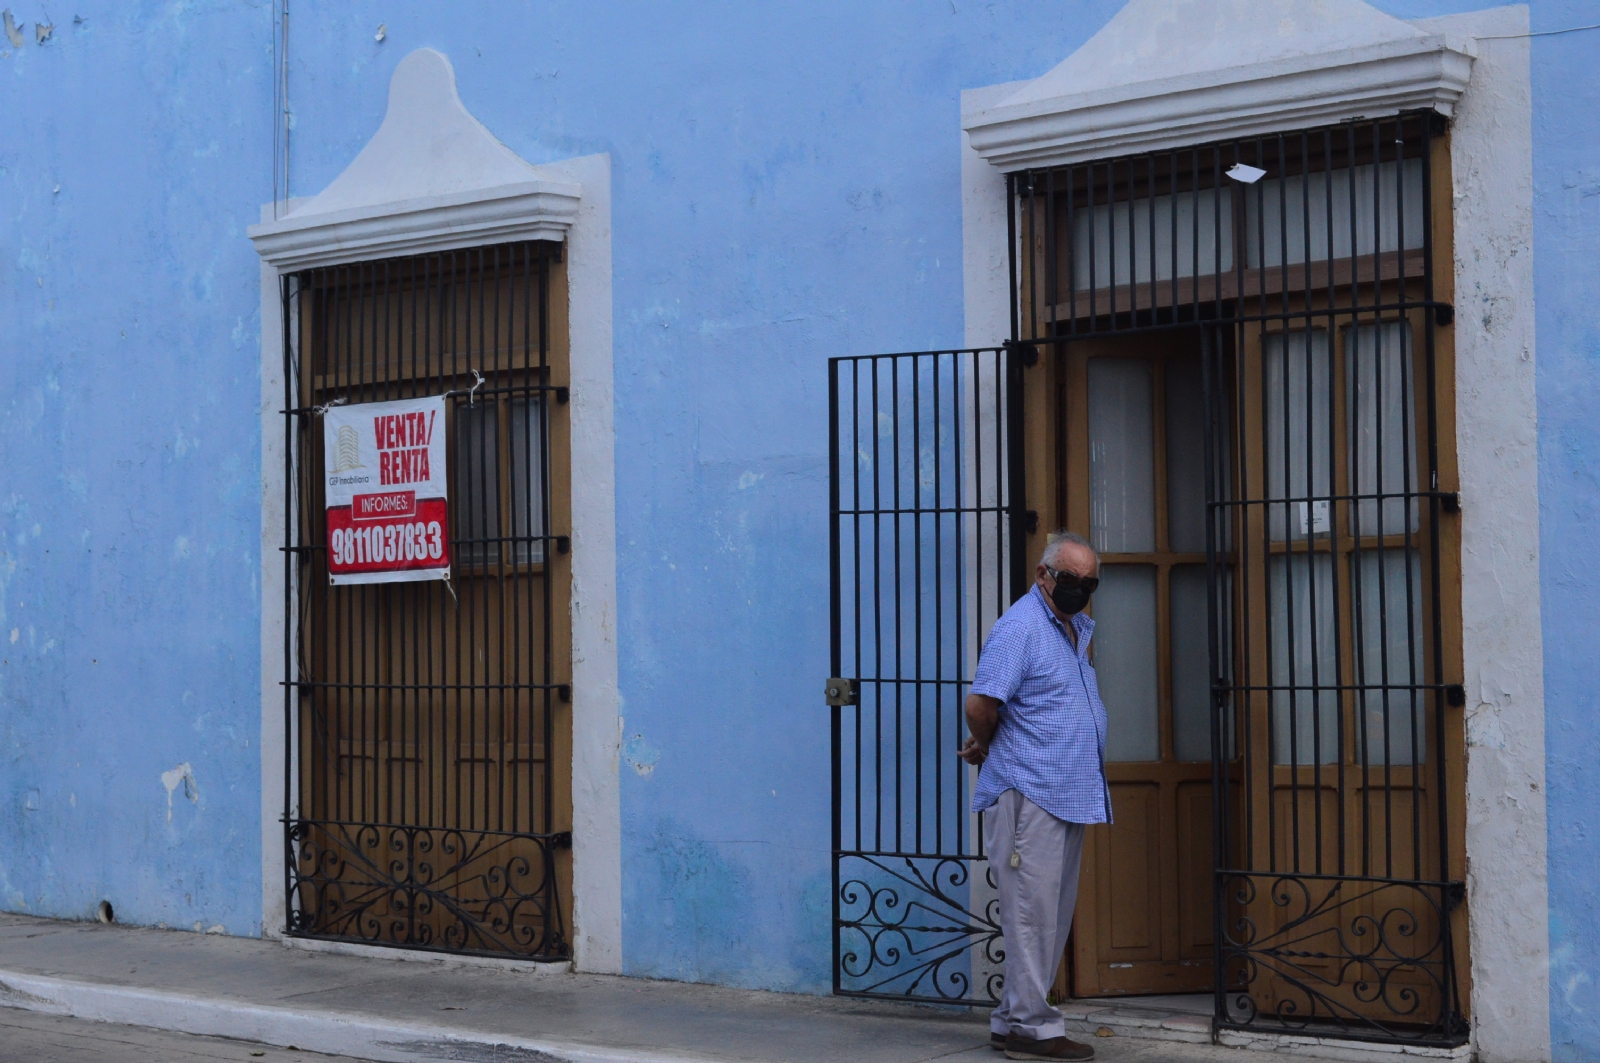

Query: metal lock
[[824, 678, 858, 707]]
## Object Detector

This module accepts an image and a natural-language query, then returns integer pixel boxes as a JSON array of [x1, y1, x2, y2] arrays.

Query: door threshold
[[1061, 995, 1471, 1062], [278, 934, 574, 975]]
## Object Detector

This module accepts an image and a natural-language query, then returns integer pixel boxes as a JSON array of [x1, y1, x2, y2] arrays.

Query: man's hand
[[962, 692, 1001, 767]]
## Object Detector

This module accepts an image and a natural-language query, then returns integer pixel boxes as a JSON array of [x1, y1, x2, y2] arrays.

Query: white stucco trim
[[962, 82, 1020, 351], [248, 181, 580, 273], [1415, 8, 1548, 1062], [963, 0, 1474, 172], [252, 51, 622, 973], [259, 209, 294, 942], [545, 152, 623, 975], [247, 49, 580, 271], [962, 5, 1547, 1057]]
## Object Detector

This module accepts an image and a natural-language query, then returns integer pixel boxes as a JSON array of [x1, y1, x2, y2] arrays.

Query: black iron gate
[[828, 346, 1027, 1005], [830, 111, 1467, 1045], [280, 242, 570, 960]]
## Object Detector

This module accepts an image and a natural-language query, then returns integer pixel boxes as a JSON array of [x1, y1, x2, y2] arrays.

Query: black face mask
[[1045, 568, 1098, 616]]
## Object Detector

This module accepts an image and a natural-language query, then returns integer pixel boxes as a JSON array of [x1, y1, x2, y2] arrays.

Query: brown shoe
[[1004, 1032, 1095, 1061], [990, 1031, 1009, 1051]]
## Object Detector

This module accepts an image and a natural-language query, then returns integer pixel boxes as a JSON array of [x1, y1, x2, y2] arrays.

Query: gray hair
[[1040, 529, 1096, 569]]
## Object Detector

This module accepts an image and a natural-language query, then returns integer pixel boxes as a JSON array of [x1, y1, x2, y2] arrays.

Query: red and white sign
[[324, 396, 450, 585]]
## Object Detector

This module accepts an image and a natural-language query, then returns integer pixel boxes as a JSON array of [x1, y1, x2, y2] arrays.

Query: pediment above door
[[962, 0, 1475, 171], [250, 48, 580, 270]]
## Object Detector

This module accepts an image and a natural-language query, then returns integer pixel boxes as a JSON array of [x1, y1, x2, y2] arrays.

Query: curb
[[0, 969, 704, 1063], [0, 965, 1473, 1063]]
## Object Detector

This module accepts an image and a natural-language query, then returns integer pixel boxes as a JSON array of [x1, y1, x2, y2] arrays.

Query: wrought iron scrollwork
[[287, 819, 570, 960], [836, 854, 1004, 1005], [1217, 872, 1467, 1045]]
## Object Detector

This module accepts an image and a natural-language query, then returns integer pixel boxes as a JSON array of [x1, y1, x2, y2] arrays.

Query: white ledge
[[964, 3, 1475, 172], [249, 179, 580, 271], [249, 48, 578, 271]]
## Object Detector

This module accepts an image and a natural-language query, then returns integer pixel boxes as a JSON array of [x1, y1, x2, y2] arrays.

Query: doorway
[[281, 241, 574, 959], [1023, 330, 1221, 998], [1008, 112, 1468, 1043]]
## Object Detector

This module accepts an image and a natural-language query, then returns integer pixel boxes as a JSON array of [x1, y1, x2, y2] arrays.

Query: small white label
[[1298, 499, 1330, 535], [1009, 852, 1022, 869], [1109, 962, 1134, 968]]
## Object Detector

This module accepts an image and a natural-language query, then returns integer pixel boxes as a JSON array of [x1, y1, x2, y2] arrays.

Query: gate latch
[[825, 678, 858, 707]]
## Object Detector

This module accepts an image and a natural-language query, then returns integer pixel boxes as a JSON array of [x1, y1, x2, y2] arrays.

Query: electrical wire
[[1475, 22, 1600, 40]]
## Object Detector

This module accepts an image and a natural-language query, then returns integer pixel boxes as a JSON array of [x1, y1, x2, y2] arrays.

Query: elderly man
[[959, 530, 1109, 1062]]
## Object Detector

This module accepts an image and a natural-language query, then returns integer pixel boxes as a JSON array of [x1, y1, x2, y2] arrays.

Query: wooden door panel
[[1039, 330, 1220, 1000], [1103, 783, 1162, 955], [1177, 780, 1216, 958]]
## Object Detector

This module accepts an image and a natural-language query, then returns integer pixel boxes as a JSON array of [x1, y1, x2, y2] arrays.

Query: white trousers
[[984, 788, 1086, 1041]]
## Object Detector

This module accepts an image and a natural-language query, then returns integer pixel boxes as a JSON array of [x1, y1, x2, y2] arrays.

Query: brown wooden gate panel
[[281, 243, 573, 959]]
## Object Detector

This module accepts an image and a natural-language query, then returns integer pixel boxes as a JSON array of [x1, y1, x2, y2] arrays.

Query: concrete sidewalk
[[0, 914, 1443, 1063]]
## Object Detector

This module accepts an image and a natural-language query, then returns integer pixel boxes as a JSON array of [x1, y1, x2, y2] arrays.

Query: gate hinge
[[556, 535, 571, 554], [1026, 510, 1039, 535], [1439, 491, 1460, 515], [1433, 303, 1455, 327], [557, 684, 572, 703], [1447, 881, 1467, 910], [551, 831, 573, 850], [1444, 684, 1466, 708], [1004, 339, 1040, 367], [825, 678, 858, 707], [555, 386, 570, 404]]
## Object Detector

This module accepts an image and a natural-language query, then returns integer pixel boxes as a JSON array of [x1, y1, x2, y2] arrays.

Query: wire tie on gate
[[467, 369, 484, 407], [313, 396, 348, 417], [442, 573, 459, 605]]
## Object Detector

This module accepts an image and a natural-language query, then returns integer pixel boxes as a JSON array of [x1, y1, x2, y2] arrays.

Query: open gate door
[[828, 345, 1030, 1005]]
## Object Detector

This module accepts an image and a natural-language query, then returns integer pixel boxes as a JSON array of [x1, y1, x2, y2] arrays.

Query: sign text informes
[[323, 396, 450, 585]]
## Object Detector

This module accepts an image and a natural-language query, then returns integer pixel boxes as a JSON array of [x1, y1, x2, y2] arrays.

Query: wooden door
[[1226, 280, 1464, 1023], [290, 243, 574, 958], [1022, 330, 1225, 997]]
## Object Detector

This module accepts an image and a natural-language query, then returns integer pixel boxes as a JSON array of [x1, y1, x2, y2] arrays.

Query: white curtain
[[1264, 330, 1332, 544], [1352, 549, 1427, 766], [1072, 186, 1234, 289], [1268, 553, 1340, 765], [1347, 321, 1417, 538], [1245, 157, 1425, 269], [1088, 357, 1155, 553]]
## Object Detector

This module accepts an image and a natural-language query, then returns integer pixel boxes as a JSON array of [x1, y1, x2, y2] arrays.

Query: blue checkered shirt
[[970, 585, 1111, 825]]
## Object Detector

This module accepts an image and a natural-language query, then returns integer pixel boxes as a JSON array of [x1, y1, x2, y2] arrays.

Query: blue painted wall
[[280, 0, 1125, 992], [1530, 3, 1600, 1059], [3, 4, 1598, 1044], [0, 4, 270, 932]]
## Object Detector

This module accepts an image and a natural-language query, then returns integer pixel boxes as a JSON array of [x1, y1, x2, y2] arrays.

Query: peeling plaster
[[160, 763, 199, 823]]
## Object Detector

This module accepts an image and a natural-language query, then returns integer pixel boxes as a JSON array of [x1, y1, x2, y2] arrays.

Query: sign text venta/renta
[[323, 396, 450, 585]]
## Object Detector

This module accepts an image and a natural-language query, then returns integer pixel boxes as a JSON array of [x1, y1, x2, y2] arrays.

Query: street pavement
[[0, 913, 1399, 1063], [0, 1008, 371, 1063]]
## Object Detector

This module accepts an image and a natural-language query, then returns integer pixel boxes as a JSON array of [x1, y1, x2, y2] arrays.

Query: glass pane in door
[[1264, 330, 1331, 544], [1268, 553, 1339, 765], [456, 402, 501, 565], [1352, 548, 1427, 765], [1089, 358, 1155, 553], [1347, 321, 1417, 537], [509, 397, 547, 564], [1170, 564, 1212, 762], [1092, 564, 1159, 762]]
